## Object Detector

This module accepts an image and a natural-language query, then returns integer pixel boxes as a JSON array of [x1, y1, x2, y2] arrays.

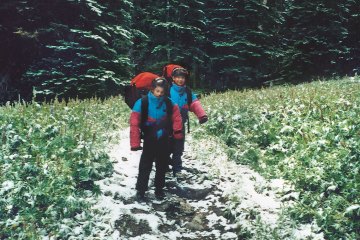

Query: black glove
[[131, 146, 143, 151], [199, 115, 208, 124]]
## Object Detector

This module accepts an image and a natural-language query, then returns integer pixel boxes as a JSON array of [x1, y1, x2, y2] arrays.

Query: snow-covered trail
[[81, 128, 324, 240], [91, 129, 238, 239]]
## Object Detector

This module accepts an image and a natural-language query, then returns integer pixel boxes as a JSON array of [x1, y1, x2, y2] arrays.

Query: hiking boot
[[155, 189, 166, 200], [135, 191, 146, 202]]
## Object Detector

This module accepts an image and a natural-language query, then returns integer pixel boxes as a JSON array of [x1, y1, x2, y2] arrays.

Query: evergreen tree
[[279, 0, 350, 82], [341, 0, 360, 75], [1, 0, 359, 103], [0, 1, 41, 102], [205, 0, 285, 88], [131, 0, 208, 87], [25, 0, 134, 101], [0, 0, 134, 102]]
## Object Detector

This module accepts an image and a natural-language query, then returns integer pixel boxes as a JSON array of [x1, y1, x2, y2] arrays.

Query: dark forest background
[[0, 0, 359, 103]]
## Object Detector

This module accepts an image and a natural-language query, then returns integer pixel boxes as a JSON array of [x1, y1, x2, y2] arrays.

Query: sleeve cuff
[[173, 131, 184, 140], [199, 115, 208, 124], [131, 146, 143, 151]]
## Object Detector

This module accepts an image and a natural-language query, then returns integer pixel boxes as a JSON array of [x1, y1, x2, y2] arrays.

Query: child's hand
[[131, 146, 143, 151], [199, 115, 208, 124]]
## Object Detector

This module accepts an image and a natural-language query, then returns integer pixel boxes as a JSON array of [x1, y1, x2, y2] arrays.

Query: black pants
[[136, 136, 169, 193], [171, 136, 185, 173], [170, 125, 185, 173]]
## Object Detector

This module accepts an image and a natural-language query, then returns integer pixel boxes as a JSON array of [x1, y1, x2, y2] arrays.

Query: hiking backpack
[[162, 64, 184, 82], [124, 72, 158, 109]]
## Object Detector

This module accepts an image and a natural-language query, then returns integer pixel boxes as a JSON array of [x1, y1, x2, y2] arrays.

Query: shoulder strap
[[165, 97, 173, 135], [165, 97, 173, 117], [185, 86, 192, 107], [167, 82, 172, 98], [141, 95, 149, 128]]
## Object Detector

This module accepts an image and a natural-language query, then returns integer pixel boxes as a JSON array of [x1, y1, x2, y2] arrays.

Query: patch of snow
[[206, 213, 228, 229], [293, 222, 324, 240], [345, 204, 360, 214], [131, 234, 160, 240], [132, 213, 161, 231], [221, 232, 238, 239], [1, 180, 14, 194]]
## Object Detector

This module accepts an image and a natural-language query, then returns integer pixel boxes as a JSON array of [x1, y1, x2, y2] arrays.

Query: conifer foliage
[[0, 0, 134, 102], [131, 0, 209, 88], [279, 0, 352, 82], [204, 0, 285, 87], [0, 0, 359, 103]]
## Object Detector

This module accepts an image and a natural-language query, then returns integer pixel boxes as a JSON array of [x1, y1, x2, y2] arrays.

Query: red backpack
[[124, 72, 159, 108], [162, 64, 187, 82]]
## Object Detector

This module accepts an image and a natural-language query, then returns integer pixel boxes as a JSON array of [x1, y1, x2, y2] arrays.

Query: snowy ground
[[66, 128, 324, 239], [87, 129, 238, 240], [188, 133, 325, 240]]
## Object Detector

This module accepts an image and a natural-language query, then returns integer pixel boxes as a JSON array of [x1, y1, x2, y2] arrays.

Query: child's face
[[152, 86, 165, 98], [172, 76, 186, 86]]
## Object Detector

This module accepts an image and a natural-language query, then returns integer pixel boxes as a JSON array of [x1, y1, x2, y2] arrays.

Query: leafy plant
[[193, 77, 360, 239], [0, 96, 129, 239]]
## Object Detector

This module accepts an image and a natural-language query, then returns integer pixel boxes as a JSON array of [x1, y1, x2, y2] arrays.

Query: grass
[[193, 77, 360, 239], [0, 96, 129, 239]]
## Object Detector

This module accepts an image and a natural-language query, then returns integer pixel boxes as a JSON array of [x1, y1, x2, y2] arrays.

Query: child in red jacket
[[168, 67, 208, 178], [130, 78, 183, 201]]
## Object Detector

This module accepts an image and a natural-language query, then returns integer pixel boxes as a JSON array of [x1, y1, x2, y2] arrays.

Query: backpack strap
[[164, 97, 173, 136], [167, 82, 172, 97], [185, 86, 192, 107], [185, 87, 192, 134], [140, 95, 149, 132]]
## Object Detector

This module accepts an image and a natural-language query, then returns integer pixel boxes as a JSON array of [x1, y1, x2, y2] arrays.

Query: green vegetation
[[1, 77, 359, 239], [194, 77, 360, 239], [0, 97, 129, 239]]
